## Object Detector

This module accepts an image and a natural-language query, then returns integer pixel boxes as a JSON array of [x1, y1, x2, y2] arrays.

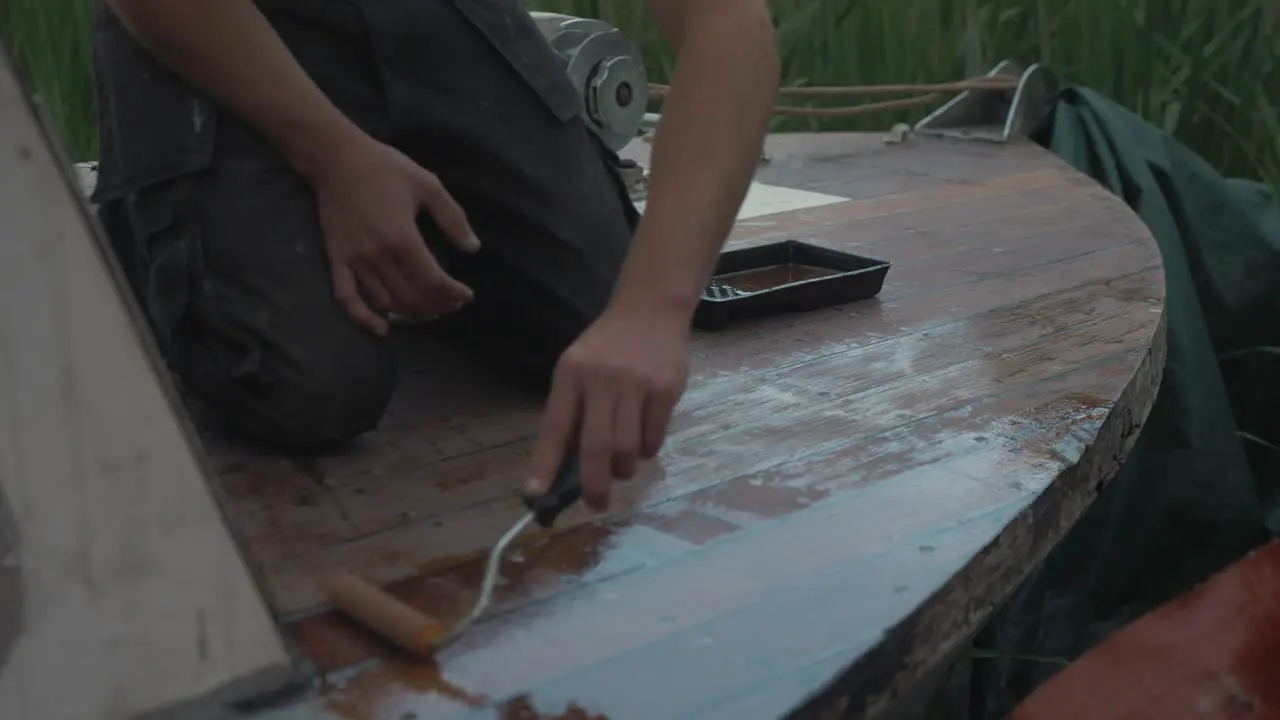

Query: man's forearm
[[612, 4, 779, 319], [105, 0, 365, 180]]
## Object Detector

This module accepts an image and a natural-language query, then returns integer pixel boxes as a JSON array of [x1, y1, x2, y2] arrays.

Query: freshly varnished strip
[[800, 311, 1168, 720], [262, 263, 1160, 612], [303, 351, 1159, 718], [291, 346, 1145, 670], [291, 344, 1157, 683]]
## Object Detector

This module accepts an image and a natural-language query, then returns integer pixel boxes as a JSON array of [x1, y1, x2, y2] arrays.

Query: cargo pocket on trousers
[[119, 176, 205, 368], [447, 0, 582, 124]]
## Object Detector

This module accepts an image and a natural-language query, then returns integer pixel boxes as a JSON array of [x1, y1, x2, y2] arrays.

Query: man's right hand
[[309, 134, 482, 336]]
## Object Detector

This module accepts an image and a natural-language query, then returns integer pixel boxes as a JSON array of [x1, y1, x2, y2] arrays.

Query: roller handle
[[522, 440, 582, 529]]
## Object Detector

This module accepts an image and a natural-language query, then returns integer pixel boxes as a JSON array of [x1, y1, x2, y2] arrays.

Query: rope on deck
[[647, 75, 1019, 118]]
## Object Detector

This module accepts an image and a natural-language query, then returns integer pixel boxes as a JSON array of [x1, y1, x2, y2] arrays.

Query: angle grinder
[[528, 12, 649, 153]]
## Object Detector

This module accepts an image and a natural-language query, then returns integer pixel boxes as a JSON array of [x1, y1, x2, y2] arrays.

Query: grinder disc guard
[[530, 13, 648, 152]]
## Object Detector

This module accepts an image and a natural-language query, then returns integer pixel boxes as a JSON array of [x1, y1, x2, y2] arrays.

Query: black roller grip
[[522, 443, 582, 528]]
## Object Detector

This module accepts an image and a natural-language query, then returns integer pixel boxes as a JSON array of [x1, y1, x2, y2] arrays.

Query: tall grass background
[[2, 0, 1277, 187]]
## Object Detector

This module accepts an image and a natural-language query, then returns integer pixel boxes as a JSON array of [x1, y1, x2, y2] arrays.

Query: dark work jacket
[[91, 0, 590, 204]]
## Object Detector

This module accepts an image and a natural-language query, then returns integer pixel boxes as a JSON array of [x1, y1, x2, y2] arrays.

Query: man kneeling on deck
[[92, 0, 778, 508]]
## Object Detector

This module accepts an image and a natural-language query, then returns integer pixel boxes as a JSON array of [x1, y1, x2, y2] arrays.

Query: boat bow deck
[[204, 132, 1166, 719]]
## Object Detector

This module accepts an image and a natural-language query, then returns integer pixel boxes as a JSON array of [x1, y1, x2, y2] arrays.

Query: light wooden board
[[0, 44, 305, 719]]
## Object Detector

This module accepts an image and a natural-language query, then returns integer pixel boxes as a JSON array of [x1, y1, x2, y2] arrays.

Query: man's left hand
[[525, 303, 691, 511]]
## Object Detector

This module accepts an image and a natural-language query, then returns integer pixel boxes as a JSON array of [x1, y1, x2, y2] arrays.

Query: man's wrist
[[610, 256, 706, 325], [607, 214, 727, 326], [611, 279, 700, 323], [276, 114, 369, 184]]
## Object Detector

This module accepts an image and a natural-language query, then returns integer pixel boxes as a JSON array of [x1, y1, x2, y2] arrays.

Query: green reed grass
[[1, 0, 97, 163], [3, 0, 1278, 187]]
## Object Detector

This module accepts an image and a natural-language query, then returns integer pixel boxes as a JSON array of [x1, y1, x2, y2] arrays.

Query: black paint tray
[[693, 240, 890, 331]]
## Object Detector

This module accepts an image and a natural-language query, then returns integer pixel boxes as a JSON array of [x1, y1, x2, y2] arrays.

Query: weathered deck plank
[[206, 132, 1165, 718]]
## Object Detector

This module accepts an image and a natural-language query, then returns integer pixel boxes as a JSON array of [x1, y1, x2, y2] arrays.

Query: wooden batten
[[0, 44, 308, 719]]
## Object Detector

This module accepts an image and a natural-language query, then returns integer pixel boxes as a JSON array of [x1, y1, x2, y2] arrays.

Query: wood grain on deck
[[208, 133, 1166, 719]]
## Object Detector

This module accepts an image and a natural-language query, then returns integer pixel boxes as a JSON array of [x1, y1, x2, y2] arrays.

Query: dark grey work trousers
[[93, 0, 639, 453]]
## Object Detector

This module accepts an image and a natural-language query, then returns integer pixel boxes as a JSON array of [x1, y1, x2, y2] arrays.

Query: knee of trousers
[[221, 335, 399, 453]]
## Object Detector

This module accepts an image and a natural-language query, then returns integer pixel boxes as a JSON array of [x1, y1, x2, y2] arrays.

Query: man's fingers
[[360, 228, 470, 320], [393, 234, 473, 312], [417, 171, 481, 254], [355, 267, 394, 313], [331, 262, 389, 336], [527, 366, 582, 497], [578, 377, 616, 512], [640, 390, 678, 459], [611, 387, 644, 480]]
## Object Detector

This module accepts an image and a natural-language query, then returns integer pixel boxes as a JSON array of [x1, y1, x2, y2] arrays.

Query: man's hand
[[104, 0, 481, 336], [523, 0, 776, 512], [525, 303, 690, 511], [311, 135, 481, 335]]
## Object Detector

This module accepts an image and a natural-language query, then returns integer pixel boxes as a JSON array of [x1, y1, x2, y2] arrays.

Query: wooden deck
[[196, 132, 1167, 718]]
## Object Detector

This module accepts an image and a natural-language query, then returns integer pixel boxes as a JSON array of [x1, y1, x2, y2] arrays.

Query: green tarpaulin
[[935, 86, 1280, 718]]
